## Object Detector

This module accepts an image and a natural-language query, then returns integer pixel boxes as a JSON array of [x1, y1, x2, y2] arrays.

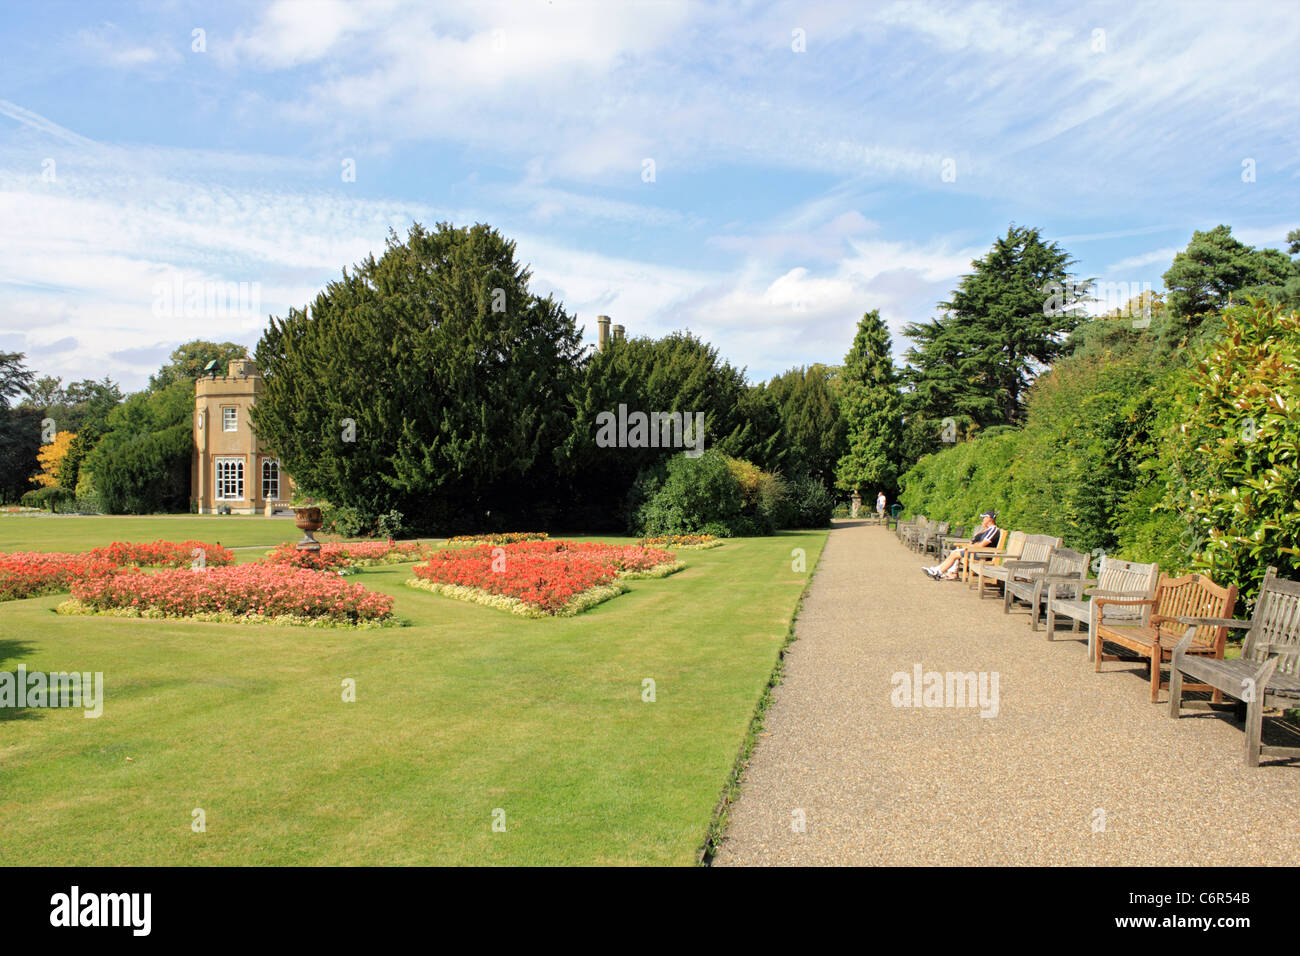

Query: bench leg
[[1167, 660, 1183, 718], [1149, 649, 1161, 703], [1045, 604, 1055, 641], [1245, 696, 1263, 768]]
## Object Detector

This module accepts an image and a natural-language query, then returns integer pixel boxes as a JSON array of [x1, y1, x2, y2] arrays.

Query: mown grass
[[0, 519, 826, 865], [0, 514, 317, 553]]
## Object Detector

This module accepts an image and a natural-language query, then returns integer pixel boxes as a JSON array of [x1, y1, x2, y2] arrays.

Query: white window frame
[[262, 459, 280, 501], [222, 406, 238, 432], [215, 457, 244, 501]]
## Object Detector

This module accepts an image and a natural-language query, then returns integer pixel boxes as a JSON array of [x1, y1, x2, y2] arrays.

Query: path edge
[[696, 530, 830, 866]]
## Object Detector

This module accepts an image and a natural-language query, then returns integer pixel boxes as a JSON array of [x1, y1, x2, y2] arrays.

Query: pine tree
[[836, 310, 903, 498], [902, 224, 1083, 438]]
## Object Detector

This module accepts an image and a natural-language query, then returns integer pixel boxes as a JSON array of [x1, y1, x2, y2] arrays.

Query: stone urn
[[293, 506, 323, 553]]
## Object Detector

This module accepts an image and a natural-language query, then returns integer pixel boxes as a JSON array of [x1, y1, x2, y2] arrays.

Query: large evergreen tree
[[835, 310, 903, 498], [560, 330, 756, 528], [0, 352, 39, 503], [763, 364, 846, 486], [1162, 224, 1299, 340], [902, 224, 1083, 439], [252, 222, 583, 532]]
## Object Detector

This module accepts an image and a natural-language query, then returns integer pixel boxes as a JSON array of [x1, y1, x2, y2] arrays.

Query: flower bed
[[0, 552, 119, 601], [446, 532, 549, 545], [325, 540, 437, 566], [263, 543, 353, 573], [58, 564, 395, 627], [406, 540, 682, 617], [637, 534, 723, 551], [262, 539, 437, 572], [88, 539, 235, 568], [0, 540, 232, 602]]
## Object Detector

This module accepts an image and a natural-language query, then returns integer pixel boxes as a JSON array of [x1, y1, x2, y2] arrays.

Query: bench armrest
[[1174, 616, 1250, 630], [1085, 587, 1149, 599], [1004, 560, 1047, 571], [1092, 596, 1156, 611]]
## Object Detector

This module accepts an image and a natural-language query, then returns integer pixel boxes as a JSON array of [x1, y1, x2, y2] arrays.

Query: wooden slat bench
[[976, 534, 1059, 600], [1169, 566, 1300, 766], [964, 530, 1024, 588], [1045, 556, 1160, 657], [1093, 572, 1237, 702], [1004, 546, 1088, 630]]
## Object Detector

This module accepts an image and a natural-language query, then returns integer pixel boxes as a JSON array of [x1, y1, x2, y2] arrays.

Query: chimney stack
[[597, 315, 611, 352], [612, 324, 625, 343]]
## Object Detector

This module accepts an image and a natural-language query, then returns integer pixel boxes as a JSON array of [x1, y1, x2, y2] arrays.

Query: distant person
[[876, 491, 886, 520], [924, 511, 1000, 580]]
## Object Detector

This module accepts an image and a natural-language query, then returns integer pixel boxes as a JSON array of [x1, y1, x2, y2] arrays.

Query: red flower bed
[[262, 539, 434, 571], [0, 539, 232, 601], [0, 552, 119, 601], [88, 539, 234, 568], [410, 540, 679, 615], [263, 543, 353, 572], [66, 565, 394, 625]]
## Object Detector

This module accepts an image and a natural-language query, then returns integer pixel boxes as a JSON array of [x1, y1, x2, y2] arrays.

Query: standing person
[[876, 491, 886, 522], [924, 511, 1000, 580]]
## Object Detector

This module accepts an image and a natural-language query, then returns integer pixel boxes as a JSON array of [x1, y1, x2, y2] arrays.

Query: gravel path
[[712, 519, 1300, 866]]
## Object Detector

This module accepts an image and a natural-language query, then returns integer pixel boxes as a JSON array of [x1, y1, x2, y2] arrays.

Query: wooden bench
[[918, 521, 950, 555], [1169, 567, 1300, 766], [976, 534, 1059, 600], [1093, 572, 1237, 702], [964, 530, 1024, 587], [1004, 546, 1088, 630], [1045, 556, 1160, 657]]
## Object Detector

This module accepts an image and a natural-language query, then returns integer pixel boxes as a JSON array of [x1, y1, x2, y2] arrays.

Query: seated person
[[923, 511, 1000, 580]]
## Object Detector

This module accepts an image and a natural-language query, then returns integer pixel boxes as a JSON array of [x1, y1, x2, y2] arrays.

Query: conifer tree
[[836, 310, 903, 498]]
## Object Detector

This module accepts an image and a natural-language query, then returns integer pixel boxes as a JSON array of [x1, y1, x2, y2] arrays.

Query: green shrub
[[21, 486, 75, 512], [782, 475, 836, 528], [635, 450, 745, 536]]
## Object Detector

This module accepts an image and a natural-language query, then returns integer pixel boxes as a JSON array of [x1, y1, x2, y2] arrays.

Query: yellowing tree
[[35, 430, 75, 488]]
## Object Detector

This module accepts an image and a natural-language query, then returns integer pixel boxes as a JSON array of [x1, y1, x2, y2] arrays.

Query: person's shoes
[[924, 566, 940, 579], [922, 566, 935, 578]]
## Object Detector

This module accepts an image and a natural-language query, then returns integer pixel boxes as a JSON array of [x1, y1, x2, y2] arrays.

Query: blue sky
[[2, 0, 1298, 391]]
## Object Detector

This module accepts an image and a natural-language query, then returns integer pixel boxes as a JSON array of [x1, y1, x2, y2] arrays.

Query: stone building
[[191, 358, 293, 514]]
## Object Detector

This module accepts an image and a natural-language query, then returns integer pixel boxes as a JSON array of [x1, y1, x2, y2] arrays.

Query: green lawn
[[0, 514, 320, 553], [0, 519, 826, 865]]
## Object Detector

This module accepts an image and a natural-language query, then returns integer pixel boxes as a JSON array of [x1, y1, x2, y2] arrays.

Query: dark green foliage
[[561, 331, 753, 529], [761, 364, 847, 486], [87, 381, 193, 513], [1149, 299, 1300, 602], [781, 474, 836, 528], [20, 486, 75, 512], [1162, 225, 1300, 342], [635, 450, 745, 537], [836, 310, 904, 496], [253, 222, 583, 534], [902, 225, 1085, 436], [149, 341, 248, 393], [0, 353, 40, 502]]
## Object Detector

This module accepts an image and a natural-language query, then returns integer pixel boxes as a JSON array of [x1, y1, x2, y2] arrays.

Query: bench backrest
[[988, 530, 1026, 565], [1046, 547, 1088, 580], [1151, 572, 1237, 654], [1242, 567, 1300, 678], [1017, 534, 1061, 566], [1096, 556, 1160, 624]]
